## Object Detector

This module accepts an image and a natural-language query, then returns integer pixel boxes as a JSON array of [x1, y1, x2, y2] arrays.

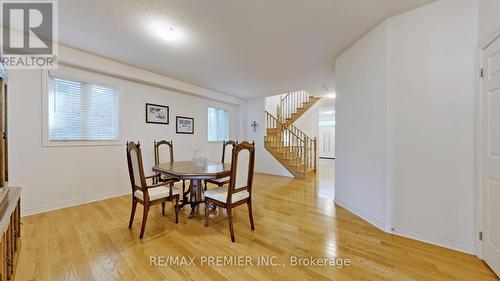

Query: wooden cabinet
[[0, 187, 20, 281]]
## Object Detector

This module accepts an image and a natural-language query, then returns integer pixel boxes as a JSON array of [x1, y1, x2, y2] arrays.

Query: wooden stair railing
[[265, 111, 317, 178], [277, 90, 321, 125]]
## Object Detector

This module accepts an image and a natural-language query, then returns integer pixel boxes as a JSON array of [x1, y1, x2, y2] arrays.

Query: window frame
[[207, 106, 229, 143], [42, 70, 122, 147]]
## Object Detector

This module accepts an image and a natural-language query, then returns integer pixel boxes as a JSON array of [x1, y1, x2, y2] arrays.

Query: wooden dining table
[[153, 161, 231, 218]]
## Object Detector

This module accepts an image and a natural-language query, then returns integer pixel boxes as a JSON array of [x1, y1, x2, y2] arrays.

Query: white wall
[[247, 97, 293, 177], [293, 100, 319, 138], [386, 0, 478, 253], [10, 47, 243, 216], [264, 95, 282, 116], [335, 0, 478, 253], [293, 98, 334, 139], [335, 22, 389, 230], [479, 0, 500, 42]]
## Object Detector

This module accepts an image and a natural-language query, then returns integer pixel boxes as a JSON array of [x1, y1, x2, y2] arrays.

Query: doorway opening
[[317, 98, 335, 199]]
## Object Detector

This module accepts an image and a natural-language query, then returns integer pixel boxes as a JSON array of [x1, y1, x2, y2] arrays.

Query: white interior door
[[480, 34, 500, 277], [319, 125, 335, 159]]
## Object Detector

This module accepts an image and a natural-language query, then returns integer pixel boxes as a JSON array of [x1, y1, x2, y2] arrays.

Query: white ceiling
[[58, 0, 434, 99]]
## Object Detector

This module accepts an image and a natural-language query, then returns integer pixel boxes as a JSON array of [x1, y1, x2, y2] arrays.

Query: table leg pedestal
[[189, 179, 203, 218]]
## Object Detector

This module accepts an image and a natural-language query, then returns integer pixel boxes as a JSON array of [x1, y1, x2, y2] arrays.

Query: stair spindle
[[294, 94, 299, 113]]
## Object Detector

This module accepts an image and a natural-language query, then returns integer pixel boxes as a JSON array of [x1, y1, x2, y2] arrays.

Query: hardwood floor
[[16, 161, 497, 281]]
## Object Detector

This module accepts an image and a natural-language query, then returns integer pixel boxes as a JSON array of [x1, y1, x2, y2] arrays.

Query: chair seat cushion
[[134, 185, 181, 201], [204, 185, 249, 203], [206, 176, 230, 185]]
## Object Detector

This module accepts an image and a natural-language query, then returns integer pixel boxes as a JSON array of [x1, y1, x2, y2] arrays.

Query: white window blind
[[47, 76, 119, 141], [207, 107, 228, 142]]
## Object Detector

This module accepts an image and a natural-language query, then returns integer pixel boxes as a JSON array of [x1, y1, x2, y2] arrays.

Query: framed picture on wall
[[176, 116, 194, 134], [146, 103, 169, 124]]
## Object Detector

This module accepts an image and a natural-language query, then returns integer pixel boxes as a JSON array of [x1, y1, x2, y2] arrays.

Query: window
[[207, 107, 228, 142], [47, 76, 119, 143]]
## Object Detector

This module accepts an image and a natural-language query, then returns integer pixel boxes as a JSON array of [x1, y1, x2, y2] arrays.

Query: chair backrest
[[126, 141, 146, 192], [154, 140, 174, 166], [227, 141, 255, 203], [222, 140, 238, 164]]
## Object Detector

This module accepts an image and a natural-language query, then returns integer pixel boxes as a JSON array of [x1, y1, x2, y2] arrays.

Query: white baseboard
[[21, 188, 130, 217], [390, 225, 475, 254], [334, 198, 388, 232], [334, 198, 475, 254]]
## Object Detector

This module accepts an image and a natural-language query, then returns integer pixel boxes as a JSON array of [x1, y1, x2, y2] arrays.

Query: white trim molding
[[336, 198, 474, 254], [334, 198, 389, 232], [21, 188, 130, 217], [391, 225, 475, 254]]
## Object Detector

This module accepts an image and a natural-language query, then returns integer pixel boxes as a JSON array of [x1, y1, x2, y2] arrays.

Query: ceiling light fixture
[[147, 19, 185, 43], [158, 25, 182, 42]]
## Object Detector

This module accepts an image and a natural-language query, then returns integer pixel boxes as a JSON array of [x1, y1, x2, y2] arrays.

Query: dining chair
[[154, 140, 188, 202], [204, 141, 255, 242], [204, 140, 238, 189], [127, 141, 180, 238]]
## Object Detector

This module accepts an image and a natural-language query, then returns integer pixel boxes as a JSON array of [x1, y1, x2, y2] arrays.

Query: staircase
[[277, 90, 322, 125], [264, 91, 321, 178]]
